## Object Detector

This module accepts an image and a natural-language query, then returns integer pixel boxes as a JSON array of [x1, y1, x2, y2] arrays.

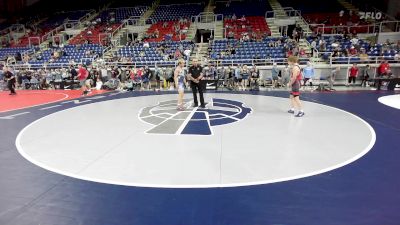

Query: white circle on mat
[[16, 94, 376, 188], [378, 94, 400, 110]]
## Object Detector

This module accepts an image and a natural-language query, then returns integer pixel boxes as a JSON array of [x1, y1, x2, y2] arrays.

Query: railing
[[64, 20, 81, 30], [21, 48, 35, 58], [102, 45, 113, 57], [80, 57, 97, 65], [98, 33, 112, 45], [330, 55, 400, 65], [283, 8, 302, 18], [192, 13, 224, 24], [379, 21, 400, 32], [298, 14, 313, 36], [112, 23, 126, 37], [52, 34, 65, 45], [310, 23, 379, 35], [78, 9, 96, 24], [28, 37, 41, 47], [265, 11, 275, 19], [124, 16, 145, 26], [41, 24, 65, 43]]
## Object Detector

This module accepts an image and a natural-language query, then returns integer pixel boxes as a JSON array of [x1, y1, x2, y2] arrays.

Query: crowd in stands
[[225, 15, 271, 41], [118, 40, 195, 66], [3, 58, 395, 95], [144, 18, 191, 42], [308, 33, 400, 62]]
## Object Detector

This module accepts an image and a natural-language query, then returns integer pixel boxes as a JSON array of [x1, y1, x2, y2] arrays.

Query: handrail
[[78, 9, 97, 24], [111, 23, 126, 39], [311, 23, 379, 35], [99, 32, 114, 46], [80, 57, 96, 65], [102, 45, 113, 57], [283, 9, 302, 18], [5, 54, 400, 70], [41, 24, 65, 43], [299, 15, 312, 35], [379, 20, 400, 32], [265, 11, 275, 19], [192, 13, 224, 24], [125, 18, 146, 26]]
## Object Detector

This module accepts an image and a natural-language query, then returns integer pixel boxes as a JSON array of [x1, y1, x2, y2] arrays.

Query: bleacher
[[0, 0, 398, 70], [69, 23, 121, 45], [0, 47, 32, 61], [307, 35, 399, 63], [10, 11, 90, 47], [224, 16, 271, 39], [214, 0, 271, 17], [117, 41, 194, 66], [148, 3, 203, 22], [101, 6, 149, 23], [210, 38, 287, 63], [28, 44, 103, 68], [145, 21, 191, 42]]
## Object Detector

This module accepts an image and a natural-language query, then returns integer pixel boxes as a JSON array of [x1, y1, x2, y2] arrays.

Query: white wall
[[378, 32, 400, 43]]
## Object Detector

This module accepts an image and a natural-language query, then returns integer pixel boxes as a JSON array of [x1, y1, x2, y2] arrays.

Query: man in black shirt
[[4, 67, 16, 95], [187, 58, 205, 108]]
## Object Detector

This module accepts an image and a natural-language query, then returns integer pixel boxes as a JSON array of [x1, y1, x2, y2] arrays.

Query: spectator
[[347, 63, 359, 86], [377, 60, 391, 77], [303, 61, 315, 88], [361, 65, 371, 87], [349, 46, 358, 56], [299, 48, 306, 58], [232, 14, 237, 20], [327, 67, 340, 90], [271, 63, 279, 88]]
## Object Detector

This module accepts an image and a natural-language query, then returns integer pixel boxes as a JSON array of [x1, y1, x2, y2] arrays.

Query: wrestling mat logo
[[139, 98, 252, 135]]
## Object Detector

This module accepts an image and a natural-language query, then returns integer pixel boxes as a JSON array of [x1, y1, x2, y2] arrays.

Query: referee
[[187, 58, 205, 108]]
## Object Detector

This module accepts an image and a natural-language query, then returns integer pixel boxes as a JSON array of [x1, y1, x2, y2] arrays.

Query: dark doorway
[[195, 29, 212, 43]]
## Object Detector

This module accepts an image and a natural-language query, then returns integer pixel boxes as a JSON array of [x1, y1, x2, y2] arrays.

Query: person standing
[[361, 65, 371, 87], [77, 64, 89, 95], [327, 67, 340, 91], [281, 64, 290, 87], [271, 63, 279, 88], [303, 61, 315, 89], [4, 67, 16, 95], [187, 58, 205, 108], [174, 59, 186, 110], [234, 65, 242, 90], [242, 65, 249, 90], [287, 56, 304, 117], [348, 63, 359, 86]]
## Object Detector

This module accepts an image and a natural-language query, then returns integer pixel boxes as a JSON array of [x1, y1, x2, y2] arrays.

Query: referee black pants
[[191, 81, 204, 106], [7, 81, 16, 94]]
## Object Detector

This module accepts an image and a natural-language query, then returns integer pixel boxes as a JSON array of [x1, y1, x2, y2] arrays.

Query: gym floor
[[0, 89, 399, 225]]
